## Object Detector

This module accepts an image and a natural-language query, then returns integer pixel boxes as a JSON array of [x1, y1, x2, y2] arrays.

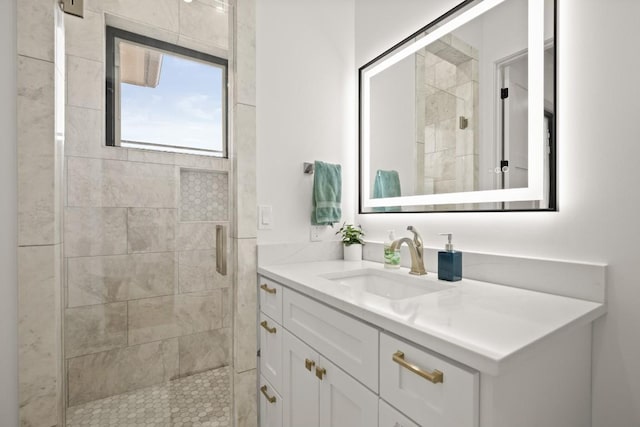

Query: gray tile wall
[[17, 2, 65, 425], [61, 0, 235, 412], [418, 34, 479, 208], [17, 0, 253, 425], [232, 0, 258, 425], [63, 163, 232, 407]]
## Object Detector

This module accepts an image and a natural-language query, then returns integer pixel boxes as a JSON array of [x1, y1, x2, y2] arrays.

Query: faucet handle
[[407, 226, 423, 249]]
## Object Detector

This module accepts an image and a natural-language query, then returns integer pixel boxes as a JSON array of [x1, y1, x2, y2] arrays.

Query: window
[[106, 27, 228, 157]]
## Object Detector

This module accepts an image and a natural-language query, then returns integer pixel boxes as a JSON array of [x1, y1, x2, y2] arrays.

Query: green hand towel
[[373, 169, 401, 212], [311, 161, 342, 225]]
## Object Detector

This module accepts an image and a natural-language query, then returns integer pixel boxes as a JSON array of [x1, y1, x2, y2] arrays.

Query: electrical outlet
[[310, 225, 324, 242]]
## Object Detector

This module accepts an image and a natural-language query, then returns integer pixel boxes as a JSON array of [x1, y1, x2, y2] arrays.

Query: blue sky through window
[[120, 48, 224, 153]]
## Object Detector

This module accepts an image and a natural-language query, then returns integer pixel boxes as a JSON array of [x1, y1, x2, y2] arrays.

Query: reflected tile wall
[[419, 35, 479, 195]]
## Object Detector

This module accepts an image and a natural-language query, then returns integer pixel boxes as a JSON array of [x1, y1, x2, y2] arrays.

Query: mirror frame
[[358, 0, 557, 213]]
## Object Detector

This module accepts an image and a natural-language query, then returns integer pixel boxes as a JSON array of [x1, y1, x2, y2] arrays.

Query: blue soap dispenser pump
[[438, 233, 462, 282]]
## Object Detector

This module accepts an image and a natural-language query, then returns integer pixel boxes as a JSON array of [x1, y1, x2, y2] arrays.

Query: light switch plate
[[258, 205, 273, 230]]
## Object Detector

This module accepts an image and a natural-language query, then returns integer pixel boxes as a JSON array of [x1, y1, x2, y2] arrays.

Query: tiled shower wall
[[17, 1, 65, 425], [62, 0, 233, 409], [17, 0, 257, 425], [64, 161, 232, 406], [416, 34, 479, 199]]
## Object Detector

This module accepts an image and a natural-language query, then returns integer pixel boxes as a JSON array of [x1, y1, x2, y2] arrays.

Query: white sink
[[321, 268, 450, 300]]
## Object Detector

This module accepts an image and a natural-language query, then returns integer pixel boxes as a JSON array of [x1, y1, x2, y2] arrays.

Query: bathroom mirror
[[359, 0, 556, 212]]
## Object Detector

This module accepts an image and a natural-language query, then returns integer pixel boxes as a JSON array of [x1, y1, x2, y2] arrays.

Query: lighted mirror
[[359, 0, 556, 212]]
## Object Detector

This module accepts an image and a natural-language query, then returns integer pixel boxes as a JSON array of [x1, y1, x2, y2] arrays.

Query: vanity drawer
[[260, 376, 283, 427], [378, 399, 418, 427], [283, 288, 379, 392], [380, 333, 479, 427], [259, 276, 283, 323], [260, 312, 283, 392]]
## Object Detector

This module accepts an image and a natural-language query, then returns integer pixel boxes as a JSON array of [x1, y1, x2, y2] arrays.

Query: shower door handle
[[216, 225, 227, 276]]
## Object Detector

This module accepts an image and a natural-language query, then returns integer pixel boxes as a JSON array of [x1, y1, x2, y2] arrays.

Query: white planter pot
[[343, 244, 363, 261]]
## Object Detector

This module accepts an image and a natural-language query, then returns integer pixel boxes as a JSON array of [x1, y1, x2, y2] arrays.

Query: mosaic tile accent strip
[[180, 170, 228, 222], [66, 366, 231, 427]]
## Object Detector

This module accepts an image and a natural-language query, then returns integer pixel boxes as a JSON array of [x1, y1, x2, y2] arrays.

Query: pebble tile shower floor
[[66, 366, 230, 427]]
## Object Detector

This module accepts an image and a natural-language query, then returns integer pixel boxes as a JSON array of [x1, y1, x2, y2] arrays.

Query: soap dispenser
[[384, 230, 401, 269], [438, 233, 462, 281]]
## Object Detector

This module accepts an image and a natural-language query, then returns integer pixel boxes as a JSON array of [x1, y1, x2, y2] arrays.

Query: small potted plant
[[336, 223, 365, 261]]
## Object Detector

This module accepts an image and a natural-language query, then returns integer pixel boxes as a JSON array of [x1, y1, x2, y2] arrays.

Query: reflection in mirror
[[360, 0, 556, 212]]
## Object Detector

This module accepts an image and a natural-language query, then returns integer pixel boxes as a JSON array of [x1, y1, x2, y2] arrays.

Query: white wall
[[355, 0, 640, 426], [257, 0, 640, 423], [0, 0, 18, 424], [256, 0, 356, 243], [259, 0, 640, 424]]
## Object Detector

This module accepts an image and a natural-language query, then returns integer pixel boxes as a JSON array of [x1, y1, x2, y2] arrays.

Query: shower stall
[[16, 1, 257, 426]]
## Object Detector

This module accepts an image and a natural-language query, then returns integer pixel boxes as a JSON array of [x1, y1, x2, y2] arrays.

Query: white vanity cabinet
[[258, 274, 476, 427], [378, 399, 419, 427], [380, 333, 478, 427], [258, 267, 598, 427], [258, 275, 378, 427], [259, 312, 282, 391], [282, 329, 378, 427], [258, 277, 284, 427], [259, 277, 282, 323], [282, 286, 379, 392], [259, 376, 282, 427]]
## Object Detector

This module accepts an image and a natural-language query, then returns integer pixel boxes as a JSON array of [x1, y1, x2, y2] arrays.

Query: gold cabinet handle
[[392, 351, 444, 384], [305, 358, 316, 371], [315, 366, 326, 380], [260, 320, 277, 334], [260, 385, 277, 404], [260, 283, 277, 294]]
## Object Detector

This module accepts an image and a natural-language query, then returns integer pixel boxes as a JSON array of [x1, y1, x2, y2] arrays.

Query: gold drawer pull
[[392, 351, 444, 384], [260, 283, 277, 294], [260, 320, 277, 334], [315, 366, 326, 380], [305, 358, 316, 371], [260, 385, 277, 404]]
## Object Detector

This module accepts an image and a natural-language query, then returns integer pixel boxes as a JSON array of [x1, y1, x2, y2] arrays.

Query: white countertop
[[258, 260, 606, 375]]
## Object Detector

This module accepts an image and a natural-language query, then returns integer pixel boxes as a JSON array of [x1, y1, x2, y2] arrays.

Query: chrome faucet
[[390, 226, 427, 275]]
